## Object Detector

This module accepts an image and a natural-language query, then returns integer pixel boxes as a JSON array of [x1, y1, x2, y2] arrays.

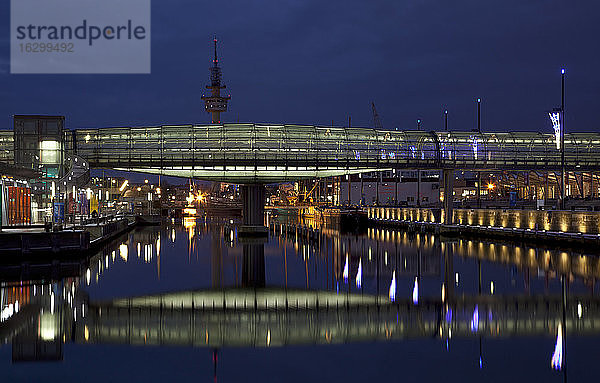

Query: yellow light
[[183, 207, 197, 216], [487, 183, 495, 190], [144, 179, 149, 184], [119, 243, 128, 262], [186, 193, 195, 205], [119, 180, 129, 192], [137, 187, 141, 192], [156, 187, 161, 194], [441, 283, 445, 302]]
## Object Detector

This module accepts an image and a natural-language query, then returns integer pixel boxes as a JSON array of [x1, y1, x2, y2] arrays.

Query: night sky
[[1, 0, 599, 133]]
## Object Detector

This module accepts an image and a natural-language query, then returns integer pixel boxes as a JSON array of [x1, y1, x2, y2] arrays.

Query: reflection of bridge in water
[[68, 288, 600, 348]]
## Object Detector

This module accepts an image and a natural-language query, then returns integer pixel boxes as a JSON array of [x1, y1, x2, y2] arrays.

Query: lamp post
[[560, 69, 566, 210], [476, 98, 482, 208], [477, 98, 481, 133], [444, 110, 448, 131], [416, 119, 422, 207]]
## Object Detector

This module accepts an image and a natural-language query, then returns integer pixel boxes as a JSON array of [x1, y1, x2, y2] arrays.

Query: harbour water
[[0, 215, 599, 382]]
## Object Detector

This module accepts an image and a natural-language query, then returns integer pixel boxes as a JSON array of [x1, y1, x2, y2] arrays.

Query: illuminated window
[[40, 140, 60, 164]]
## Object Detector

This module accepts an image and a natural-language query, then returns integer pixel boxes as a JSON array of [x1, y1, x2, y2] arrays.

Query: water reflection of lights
[[0, 301, 18, 321], [389, 271, 396, 302], [119, 243, 128, 262], [156, 235, 161, 257], [470, 305, 479, 332], [441, 283, 446, 302], [356, 258, 362, 289], [551, 324, 563, 370], [412, 277, 419, 305], [445, 308, 453, 323], [342, 255, 349, 283], [39, 312, 57, 341]]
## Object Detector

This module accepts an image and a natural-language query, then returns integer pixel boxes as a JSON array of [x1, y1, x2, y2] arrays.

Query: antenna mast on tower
[[201, 37, 231, 124]]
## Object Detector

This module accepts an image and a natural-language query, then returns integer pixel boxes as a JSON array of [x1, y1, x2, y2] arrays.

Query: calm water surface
[[1, 215, 599, 382]]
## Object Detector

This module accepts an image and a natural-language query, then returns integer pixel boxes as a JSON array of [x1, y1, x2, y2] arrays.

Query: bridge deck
[[63, 124, 600, 182]]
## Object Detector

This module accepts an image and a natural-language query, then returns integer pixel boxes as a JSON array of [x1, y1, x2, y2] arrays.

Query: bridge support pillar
[[239, 183, 267, 286], [239, 184, 268, 236], [443, 169, 454, 224], [242, 241, 266, 288]]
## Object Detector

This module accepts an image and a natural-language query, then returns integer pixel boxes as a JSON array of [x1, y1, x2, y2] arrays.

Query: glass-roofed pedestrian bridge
[[63, 124, 600, 183]]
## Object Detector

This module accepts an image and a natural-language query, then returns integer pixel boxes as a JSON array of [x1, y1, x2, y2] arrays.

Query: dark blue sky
[[2, 0, 599, 133]]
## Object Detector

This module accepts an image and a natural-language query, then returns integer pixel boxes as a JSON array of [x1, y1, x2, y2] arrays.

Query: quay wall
[[367, 207, 600, 235]]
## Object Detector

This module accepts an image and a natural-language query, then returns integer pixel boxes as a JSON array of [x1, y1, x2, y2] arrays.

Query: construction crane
[[371, 102, 384, 130]]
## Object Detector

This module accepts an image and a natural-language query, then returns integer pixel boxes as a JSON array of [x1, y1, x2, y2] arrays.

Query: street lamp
[[549, 69, 566, 209], [444, 110, 448, 131], [477, 98, 481, 133], [561, 69, 565, 210]]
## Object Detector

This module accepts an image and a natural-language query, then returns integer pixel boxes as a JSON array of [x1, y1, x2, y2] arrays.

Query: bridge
[[65, 124, 600, 183]]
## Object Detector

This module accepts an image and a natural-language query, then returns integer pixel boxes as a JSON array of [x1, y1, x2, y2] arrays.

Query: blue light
[[549, 112, 561, 150], [355, 258, 362, 289], [412, 277, 419, 305], [470, 135, 479, 160], [551, 324, 563, 370], [561, 68, 565, 74], [477, 98, 481, 103], [342, 255, 349, 284], [389, 271, 396, 302], [470, 305, 479, 332], [409, 146, 417, 159], [479, 356, 483, 369], [445, 308, 453, 323]]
